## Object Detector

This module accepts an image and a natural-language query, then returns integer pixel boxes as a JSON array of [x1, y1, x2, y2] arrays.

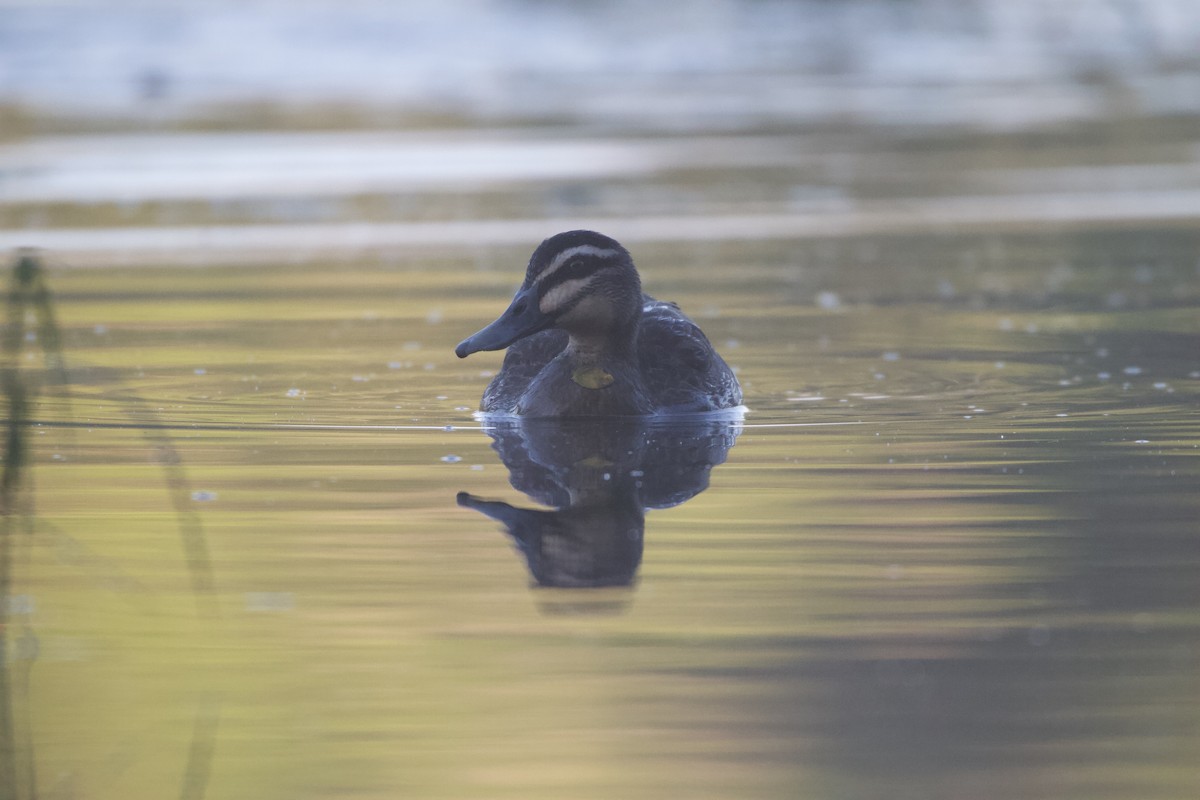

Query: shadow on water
[[0, 250, 220, 800], [458, 415, 740, 613]]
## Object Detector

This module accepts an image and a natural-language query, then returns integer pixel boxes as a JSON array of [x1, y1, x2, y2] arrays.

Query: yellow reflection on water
[[2, 134, 1199, 799]]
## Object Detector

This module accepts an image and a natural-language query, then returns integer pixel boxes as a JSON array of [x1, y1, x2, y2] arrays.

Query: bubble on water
[[403, 341, 421, 351], [93, 324, 108, 335], [436, 395, 448, 400], [426, 309, 444, 325], [1024, 322, 1039, 334], [998, 318, 1014, 331], [1055, 413, 1068, 417], [602, 473, 611, 481], [443, 425, 454, 431], [440, 455, 462, 463], [1134, 439, 1150, 444], [388, 361, 405, 369], [469, 464, 484, 471], [1095, 347, 1109, 358], [194, 367, 206, 375], [1123, 366, 1142, 375], [629, 470, 644, 478], [873, 372, 886, 380], [936, 279, 955, 299], [352, 374, 369, 382], [1097, 372, 1111, 380], [1153, 382, 1169, 390], [815, 290, 841, 310], [455, 406, 471, 412], [423, 363, 435, 371], [881, 351, 900, 362], [191, 490, 218, 502], [286, 388, 305, 398], [994, 361, 1006, 369]]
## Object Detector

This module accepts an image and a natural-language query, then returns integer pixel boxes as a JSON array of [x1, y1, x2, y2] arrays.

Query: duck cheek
[[556, 294, 614, 336]]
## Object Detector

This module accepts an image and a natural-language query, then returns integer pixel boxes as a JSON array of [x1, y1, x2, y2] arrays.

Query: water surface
[[1, 77, 1199, 799], [3, 213, 1197, 799]]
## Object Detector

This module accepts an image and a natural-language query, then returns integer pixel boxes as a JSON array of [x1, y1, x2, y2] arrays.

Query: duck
[[455, 230, 742, 417]]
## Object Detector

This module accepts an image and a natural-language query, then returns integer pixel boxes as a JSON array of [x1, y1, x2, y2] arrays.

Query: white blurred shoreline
[[10, 191, 1200, 267], [3, 0, 1200, 131]]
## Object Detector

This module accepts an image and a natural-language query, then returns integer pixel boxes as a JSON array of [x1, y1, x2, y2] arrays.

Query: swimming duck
[[455, 230, 742, 416]]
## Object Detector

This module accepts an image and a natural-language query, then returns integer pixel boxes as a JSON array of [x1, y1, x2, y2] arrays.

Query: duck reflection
[[458, 415, 741, 596]]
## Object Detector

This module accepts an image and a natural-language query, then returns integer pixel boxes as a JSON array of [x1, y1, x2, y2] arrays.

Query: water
[[3, 211, 1198, 797], [2, 5, 1200, 794]]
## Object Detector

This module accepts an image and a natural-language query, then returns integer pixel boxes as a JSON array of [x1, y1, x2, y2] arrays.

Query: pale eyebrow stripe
[[539, 275, 596, 315], [533, 244, 620, 285]]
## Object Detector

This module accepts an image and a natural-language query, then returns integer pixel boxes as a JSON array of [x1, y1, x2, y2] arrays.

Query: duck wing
[[638, 296, 742, 412]]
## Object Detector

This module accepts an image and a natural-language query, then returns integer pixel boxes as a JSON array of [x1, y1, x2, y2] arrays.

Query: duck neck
[[565, 326, 638, 365], [560, 294, 642, 364]]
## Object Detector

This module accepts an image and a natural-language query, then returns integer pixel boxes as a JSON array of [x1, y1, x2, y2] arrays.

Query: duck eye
[[570, 260, 584, 270], [510, 299, 527, 316]]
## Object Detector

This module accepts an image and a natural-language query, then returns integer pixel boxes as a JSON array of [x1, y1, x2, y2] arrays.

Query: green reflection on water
[[2, 222, 1199, 798]]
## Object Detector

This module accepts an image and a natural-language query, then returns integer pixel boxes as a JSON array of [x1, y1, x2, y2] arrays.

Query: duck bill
[[455, 286, 550, 358]]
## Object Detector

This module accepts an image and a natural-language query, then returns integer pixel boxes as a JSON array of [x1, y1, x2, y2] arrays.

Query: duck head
[[455, 230, 643, 358]]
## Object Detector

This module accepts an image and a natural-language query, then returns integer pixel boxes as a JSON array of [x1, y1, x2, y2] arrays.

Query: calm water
[[3, 119, 1200, 798]]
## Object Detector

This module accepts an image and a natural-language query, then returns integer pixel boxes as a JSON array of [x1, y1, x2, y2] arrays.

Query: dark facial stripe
[[538, 275, 598, 315], [531, 244, 621, 286]]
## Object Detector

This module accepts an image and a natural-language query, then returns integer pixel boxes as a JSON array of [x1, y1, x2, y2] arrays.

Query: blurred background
[[2, 3, 1199, 800], [4, 0, 1200, 259], [5, 0, 1200, 128]]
